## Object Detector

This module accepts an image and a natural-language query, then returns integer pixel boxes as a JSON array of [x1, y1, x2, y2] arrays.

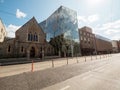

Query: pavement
[[0, 54, 109, 77], [0, 53, 116, 90]]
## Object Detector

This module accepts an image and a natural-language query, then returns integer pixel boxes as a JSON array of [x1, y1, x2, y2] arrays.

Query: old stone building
[[0, 18, 6, 43], [0, 17, 54, 58]]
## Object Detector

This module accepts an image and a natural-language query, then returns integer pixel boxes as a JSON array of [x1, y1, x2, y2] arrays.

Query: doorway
[[30, 47, 35, 57]]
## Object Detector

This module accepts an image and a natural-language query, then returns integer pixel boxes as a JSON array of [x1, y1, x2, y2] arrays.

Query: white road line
[[60, 85, 70, 90]]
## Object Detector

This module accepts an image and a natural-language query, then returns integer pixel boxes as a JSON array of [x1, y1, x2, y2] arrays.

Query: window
[[21, 46, 24, 52], [8, 45, 11, 52], [84, 32, 86, 36], [34, 34, 36, 41], [40, 47, 42, 52], [28, 34, 31, 41], [28, 32, 38, 41], [34, 33, 38, 41], [28, 32, 33, 41], [81, 36, 83, 40], [1, 28, 3, 33], [80, 31, 82, 34], [36, 35, 38, 41], [84, 37, 86, 41], [31, 34, 33, 41], [88, 38, 90, 41], [87, 33, 89, 36]]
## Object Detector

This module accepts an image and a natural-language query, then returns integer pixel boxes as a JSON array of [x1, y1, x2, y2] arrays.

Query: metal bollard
[[67, 57, 68, 65], [85, 56, 86, 62], [96, 55, 97, 60], [31, 60, 34, 72], [91, 55, 92, 61], [76, 55, 79, 63], [52, 59, 54, 68]]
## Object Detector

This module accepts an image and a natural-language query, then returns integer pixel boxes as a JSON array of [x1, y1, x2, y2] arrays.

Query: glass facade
[[39, 6, 81, 57]]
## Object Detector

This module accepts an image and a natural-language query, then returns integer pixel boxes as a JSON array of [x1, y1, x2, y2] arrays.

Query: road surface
[[42, 54, 120, 90], [0, 53, 118, 90]]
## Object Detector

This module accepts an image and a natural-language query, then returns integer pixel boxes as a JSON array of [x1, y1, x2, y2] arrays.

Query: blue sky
[[0, 0, 120, 40]]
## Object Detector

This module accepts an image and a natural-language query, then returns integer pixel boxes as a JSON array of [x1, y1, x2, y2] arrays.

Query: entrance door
[[30, 47, 35, 57]]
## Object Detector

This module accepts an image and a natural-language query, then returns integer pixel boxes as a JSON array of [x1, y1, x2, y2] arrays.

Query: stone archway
[[30, 47, 35, 58]]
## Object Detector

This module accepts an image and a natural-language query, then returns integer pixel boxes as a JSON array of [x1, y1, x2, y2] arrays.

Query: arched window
[[28, 33, 30, 41], [34, 33, 38, 41], [36, 35, 38, 41], [34, 34, 36, 41], [8, 45, 11, 52], [28, 32, 33, 41], [31, 34, 33, 41]]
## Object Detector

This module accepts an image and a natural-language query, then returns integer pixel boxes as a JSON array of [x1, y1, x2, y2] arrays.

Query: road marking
[[60, 85, 70, 90]]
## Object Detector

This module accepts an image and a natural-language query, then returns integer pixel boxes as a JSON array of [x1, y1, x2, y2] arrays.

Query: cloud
[[16, 9, 27, 19], [77, 14, 99, 23], [6, 24, 21, 38], [77, 16, 87, 23], [93, 20, 120, 40], [88, 14, 99, 23]]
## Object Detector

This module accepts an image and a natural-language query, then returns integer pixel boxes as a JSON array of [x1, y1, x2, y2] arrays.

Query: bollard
[[96, 55, 97, 59], [67, 57, 68, 65], [85, 56, 86, 62], [76, 57, 79, 63], [91, 55, 92, 61], [31, 60, 34, 72], [52, 59, 54, 68], [100, 55, 101, 59]]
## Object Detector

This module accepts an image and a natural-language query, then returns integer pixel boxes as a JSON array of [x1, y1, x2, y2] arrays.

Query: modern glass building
[[39, 6, 81, 57]]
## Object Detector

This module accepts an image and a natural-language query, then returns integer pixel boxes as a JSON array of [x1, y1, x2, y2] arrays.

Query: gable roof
[[16, 17, 45, 35]]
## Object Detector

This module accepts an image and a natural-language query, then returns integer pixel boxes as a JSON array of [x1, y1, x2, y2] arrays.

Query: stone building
[[79, 26, 96, 55], [111, 40, 119, 53], [0, 17, 54, 58], [0, 18, 6, 42]]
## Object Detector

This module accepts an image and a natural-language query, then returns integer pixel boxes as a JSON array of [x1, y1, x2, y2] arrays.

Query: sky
[[0, 0, 120, 40]]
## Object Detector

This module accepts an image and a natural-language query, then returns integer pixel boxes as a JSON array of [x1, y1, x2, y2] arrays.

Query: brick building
[[79, 26, 112, 55], [79, 26, 96, 55], [117, 40, 120, 52], [95, 35, 112, 54], [0, 17, 54, 59]]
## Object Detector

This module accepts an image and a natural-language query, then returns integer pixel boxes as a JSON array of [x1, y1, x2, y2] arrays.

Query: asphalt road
[[0, 53, 118, 90], [42, 54, 120, 90]]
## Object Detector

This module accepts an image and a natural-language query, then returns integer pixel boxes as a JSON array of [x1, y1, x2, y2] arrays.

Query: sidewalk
[[0, 54, 112, 77]]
